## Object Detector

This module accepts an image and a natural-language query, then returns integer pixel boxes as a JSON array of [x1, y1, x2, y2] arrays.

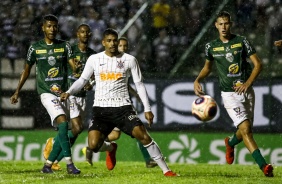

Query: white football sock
[[144, 140, 170, 174]]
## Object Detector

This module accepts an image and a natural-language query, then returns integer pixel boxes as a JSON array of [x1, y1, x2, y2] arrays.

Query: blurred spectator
[[236, 0, 256, 33], [153, 29, 173, 73], [150, 0, 170, 42], [265, 2, 282, 53]]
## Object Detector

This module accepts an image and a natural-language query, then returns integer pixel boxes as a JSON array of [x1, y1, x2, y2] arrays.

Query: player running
[[61, 28, 178, 177]]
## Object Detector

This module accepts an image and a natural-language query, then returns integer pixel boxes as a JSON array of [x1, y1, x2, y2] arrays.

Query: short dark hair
[[103, 28, 118, 38], [118, 37, 128, 43], [216, 11, 231, 21], [77, 23, 91, 31], [43, 14, 58, 24]]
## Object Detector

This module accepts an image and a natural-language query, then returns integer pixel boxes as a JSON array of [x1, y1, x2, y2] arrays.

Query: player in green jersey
[[193, 11, 273, 177], [10, 14, 80, 174], [43, 23, 97, 171]]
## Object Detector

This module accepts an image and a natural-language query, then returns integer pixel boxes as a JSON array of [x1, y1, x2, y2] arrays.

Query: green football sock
[[48, 136, 62, 162], [137, 140, 151, 162], [228, 133, 242, 147], [55, 130, 78, 162], [58, 122, 71, 157], [252, 149, 267, 169]]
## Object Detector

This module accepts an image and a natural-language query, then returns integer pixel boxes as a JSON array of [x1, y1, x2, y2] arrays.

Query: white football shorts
[[40, 93, 69, 126], [68, 95, 86, 120], [221, 87, 255, 127]]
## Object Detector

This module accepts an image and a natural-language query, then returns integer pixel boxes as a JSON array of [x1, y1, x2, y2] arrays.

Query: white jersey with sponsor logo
[[81, 51, 142, 107]]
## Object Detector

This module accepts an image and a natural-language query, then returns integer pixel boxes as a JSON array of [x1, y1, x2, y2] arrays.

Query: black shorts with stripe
[[88, 105, 143, 137]]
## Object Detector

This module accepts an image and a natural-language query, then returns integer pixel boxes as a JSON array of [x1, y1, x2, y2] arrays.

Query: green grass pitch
[[0, 161, 280, 184]]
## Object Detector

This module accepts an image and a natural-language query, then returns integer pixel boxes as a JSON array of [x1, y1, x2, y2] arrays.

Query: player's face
[[42, 21, 58, 41], [102, 34, 118, 56], [77, 26, 92, 43], [215, 17, 232, 39], [118, 40, 128, 53]]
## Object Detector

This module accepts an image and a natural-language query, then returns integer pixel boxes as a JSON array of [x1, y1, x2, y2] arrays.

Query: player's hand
[[145, 111, 154, 128], [10, 93, 19, 104], [60, 92, 70, 102], [83, 83, 93, 91], [233, 82, 250, 95], [194, 81, 205, 96]]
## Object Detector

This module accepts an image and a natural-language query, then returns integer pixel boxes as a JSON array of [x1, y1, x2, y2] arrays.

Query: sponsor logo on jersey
[[48, 50, 53, 55], [116, 60, 124, 69], [100, 72, 122, 81], [233, 79, 244, 88], [48, 56, 56, 66], [47, 67, 59, 78], [54, 48, 64, 53], [96, 97, 122, 102], [50, 83, 62, 95], [213, 47, 224, 51], [36, 50, 47, 54], [212, 54, 224, 57], [228, 63, 239, 74], [231, 43, 242, 48]]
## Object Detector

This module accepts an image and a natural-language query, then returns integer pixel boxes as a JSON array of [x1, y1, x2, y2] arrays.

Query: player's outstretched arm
[[10, 64, 32, 104]]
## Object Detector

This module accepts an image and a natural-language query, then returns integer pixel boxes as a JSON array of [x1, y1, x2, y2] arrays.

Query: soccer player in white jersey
[[60, 28, 178, 177]]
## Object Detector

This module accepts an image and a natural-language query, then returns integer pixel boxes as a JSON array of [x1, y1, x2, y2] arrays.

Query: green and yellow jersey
[[205, 34, 256, 92], [26, 39, 74, 96], [68, 44, 96, 97]]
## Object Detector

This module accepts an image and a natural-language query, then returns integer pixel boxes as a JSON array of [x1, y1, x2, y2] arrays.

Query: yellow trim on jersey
[[36, 50, 47, 54], [231, 43, 242, 48], [76, 56, 81, 60], [54, 48, 64, 52], [213, 47, 224, 51]]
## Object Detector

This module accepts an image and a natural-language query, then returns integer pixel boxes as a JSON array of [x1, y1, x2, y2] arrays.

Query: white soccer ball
[[192, 95, 217, 122]]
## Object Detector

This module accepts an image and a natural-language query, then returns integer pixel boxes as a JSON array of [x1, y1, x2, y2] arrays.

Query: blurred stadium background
[[1, 0, 282, 166], [1, 0, 282, 132]]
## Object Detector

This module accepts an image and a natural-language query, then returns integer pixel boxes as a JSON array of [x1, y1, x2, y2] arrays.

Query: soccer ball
[[192, 95, 217, 122]]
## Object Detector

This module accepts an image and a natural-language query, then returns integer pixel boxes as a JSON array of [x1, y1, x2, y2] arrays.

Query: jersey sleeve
[[81, 55, 95, 80], [242, 37, 256, 57], [65, 41, 75, 59], [204, 43, 213, 61], [129, 57, 143, 83], [26, 45, 36, 66]]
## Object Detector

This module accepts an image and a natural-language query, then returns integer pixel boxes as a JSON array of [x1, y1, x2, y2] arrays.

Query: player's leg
[[85, 107, 118, 170], [223, 89, 273, 177], [136, 140, 157, 168], [118, 105, 178, 177], [40, 93, 80, 174], [106, 128, 121, 141]]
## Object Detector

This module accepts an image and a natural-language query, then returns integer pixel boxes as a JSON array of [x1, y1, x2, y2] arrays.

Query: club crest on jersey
[[116, 60, 124, 69], [225, 53, 234, 62], [48, 56, 56, 66]]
